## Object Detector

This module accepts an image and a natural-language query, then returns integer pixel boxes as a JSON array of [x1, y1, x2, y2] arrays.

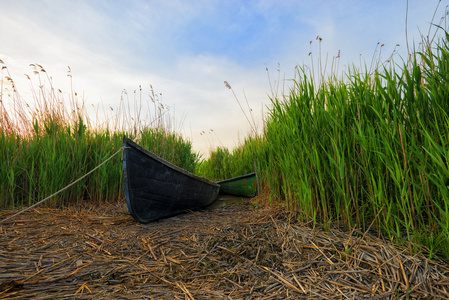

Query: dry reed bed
[[0, 200, 448, 299]]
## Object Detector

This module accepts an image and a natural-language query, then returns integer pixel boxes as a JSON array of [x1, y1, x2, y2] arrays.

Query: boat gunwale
[[123, 136, 219, 188], [217, 172, 256, 184]]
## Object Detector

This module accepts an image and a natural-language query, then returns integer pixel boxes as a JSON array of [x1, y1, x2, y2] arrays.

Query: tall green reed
[[199, 27, 449, 258], [0, 64, 199, 208], [197, 135, 263, 181], [260, 33, 449, 258]]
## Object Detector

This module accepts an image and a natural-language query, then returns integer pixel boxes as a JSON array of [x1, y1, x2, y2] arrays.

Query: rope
[[0, 147, 124, 224]]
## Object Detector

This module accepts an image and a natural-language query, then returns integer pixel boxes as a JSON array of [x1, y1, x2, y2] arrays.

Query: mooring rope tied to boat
[[0, 147, 124, 224]]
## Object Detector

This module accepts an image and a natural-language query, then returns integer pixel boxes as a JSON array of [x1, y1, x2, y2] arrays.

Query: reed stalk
[[0, 64, 199, 208], [201, 29, 449, 258]]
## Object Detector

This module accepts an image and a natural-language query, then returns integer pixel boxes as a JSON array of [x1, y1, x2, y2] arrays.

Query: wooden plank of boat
[[217, 172, 258, 197], [122, 136, 220, 223]]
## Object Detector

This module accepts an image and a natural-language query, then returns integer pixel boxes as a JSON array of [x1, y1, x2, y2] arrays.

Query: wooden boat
[[217, 172, 258, 197], [122, 136, 220, 223]]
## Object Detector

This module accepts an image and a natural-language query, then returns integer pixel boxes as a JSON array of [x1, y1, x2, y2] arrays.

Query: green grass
[[200, 32, 449, 258], [196, 135, 263, 181], [0, 65, 200, 208]]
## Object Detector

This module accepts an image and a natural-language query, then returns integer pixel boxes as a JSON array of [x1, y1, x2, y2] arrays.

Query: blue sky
[[0, 0, 447, 155]]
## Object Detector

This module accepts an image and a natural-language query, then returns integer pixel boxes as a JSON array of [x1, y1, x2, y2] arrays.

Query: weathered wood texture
[[123, 136, 220, 223], [218, 173, 258, 197]]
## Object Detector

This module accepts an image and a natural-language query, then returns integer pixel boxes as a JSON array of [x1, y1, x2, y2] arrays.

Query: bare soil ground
[[0, 196, 448, 299]]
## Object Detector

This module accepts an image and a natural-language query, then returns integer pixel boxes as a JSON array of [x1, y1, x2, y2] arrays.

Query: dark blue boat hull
[[123, 136, 220, 223]]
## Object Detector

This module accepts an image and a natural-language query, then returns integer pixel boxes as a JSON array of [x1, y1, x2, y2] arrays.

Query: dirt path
[[0, 197, 448, 299]]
